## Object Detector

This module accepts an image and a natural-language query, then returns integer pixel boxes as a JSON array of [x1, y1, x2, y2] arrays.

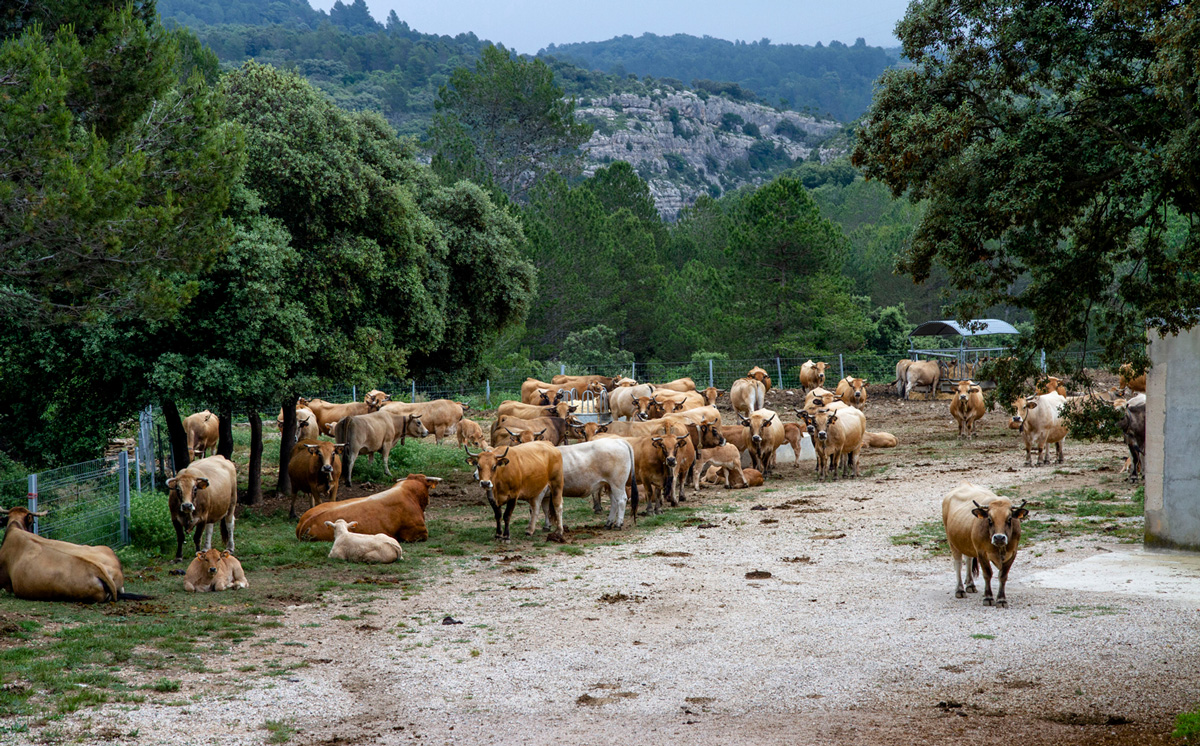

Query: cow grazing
[[296, 474, 441, 543], [942, 482, 1028, 607], [333, 411, 428, 486], [184, 410, 219, 460], [950, 380, 986, 439], [747, 366, 773, 392], [799, 360, 829, 393], [381, 399, 465, 444], [730, 377, 766, 417], [1011, 392, 1067, 466], [694, 443, 746, 490], [0, 506, 144, 603], [657, 377, 698, 393], [167, 455, 237, 561], [863, 431, 898, 448], [893, 359, 913, 397], [287, 439, 346, 519], [557, 438, 638, 529], [802, 407, 865, 480], [739, 409, 785, 476], [457, 418, 490, 451], [1119, 363, 1147, 393], [183, 549, 248, 592], [300, 398, 370, 437], [835, 376, 868, 408], [490, 414, 570, 447], [903, 360, 941, 400], [325, 519, 404, 563], [465, 443, 565, 541], [1119, 394, 1146, 480]]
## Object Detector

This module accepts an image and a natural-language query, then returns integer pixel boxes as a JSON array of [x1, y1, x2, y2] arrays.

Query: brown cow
[[835, 376, 868, 409], [738, 409, 785, 476], [551, 374, 617, 396], [893, 359, 912, 397], [694, 443, 746, 490], [863, 431, 898, 448], [276, 406, 319, 445], [730, 377, 766, 417], [332, 410, 429, 486], [184, 410, 219, 460], [950, 380, 986, 439], [381, 399, 465, 444], [629, 433, 691, 515], [747, 366, 773, 392], [782, 422, 806, 467], [943, 482, 1028, 607], [183, 549, 248, 592], [300, 398, 370, 436], [457, 418, 490, 451], [656, 377, 697, 393], [296, 474, 442, 543], [496, 400, 577, 422], [491, 414, 571, 447], [0, 506, 140, 602], [505, 427, 548, 445], [903, 360, 942, 400], [520, 378, 569, 405], [801, 407, 865, 480], [1119, 364, 1147, 393], [465, 443, 565, 541], [364, 389, 391, 411], [799, 360, 828, 393], [167, 455, 238, 561], [700, 387, 723, 406], [287, 439, 346, 519], [1036, 376, 1067, 396]]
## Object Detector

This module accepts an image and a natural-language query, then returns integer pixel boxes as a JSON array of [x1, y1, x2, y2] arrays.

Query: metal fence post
[[708, 359, 714, 388], [118, 451, 130, 545], [839, 353, 845, 380], [134, 441, 142, 496], [411, 379, 416, 402], [26, 473, 38, 535], [1039, 349, 1046, 372], [775, 357, 783, 388], [631, 361, 636, 381], [352, 385, 357, 403], [486, 379, 491, 408], [560, 363, 566, 376]]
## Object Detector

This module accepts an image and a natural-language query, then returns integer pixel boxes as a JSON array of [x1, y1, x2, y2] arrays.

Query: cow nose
[[480, 480, 492, 489], [208, 566, 217, 574], [818, 432, 827, 441], [321, 464, 332, 472], [182, 502, 194, 512], [666, 458, 676, 467], [718, 436, 727, 446], [992, 534, 1008, 547], [752, 435, 761, 443]]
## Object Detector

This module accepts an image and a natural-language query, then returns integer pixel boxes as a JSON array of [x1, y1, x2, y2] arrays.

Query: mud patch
[[598, 592, 644, 604], [745, 570, 772, 579]]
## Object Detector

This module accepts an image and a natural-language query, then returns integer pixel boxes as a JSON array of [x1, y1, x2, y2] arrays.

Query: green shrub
[[129, 489, 176, 555]]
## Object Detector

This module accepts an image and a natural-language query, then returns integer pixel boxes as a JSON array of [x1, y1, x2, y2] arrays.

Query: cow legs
[[501, 499, 515, 541], [980, 559, 995, 606], [487, 494, 504, 539], [173, 520, 187, 562], [996, 557, 1015, 608], [1054, 440, 1064, 464], [952, 549, 966, 598], [435, 426, 447, 445], [607, 480, 627, 530], [222, 513, 235, 555], [344, 452, 357, 487], [382, 445, 392, 476], [528, 487, 549, 536], [593, 486, 606, 514]]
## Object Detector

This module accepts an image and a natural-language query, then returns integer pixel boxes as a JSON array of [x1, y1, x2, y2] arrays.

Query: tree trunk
[[277, 395, 298, 497], [160, 399, 190, 474], [217, 405, 234, 460], [246, 411, 263, 505]]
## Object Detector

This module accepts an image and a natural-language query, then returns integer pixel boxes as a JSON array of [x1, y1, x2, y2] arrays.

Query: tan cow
[[730, 377, 766, 417], [496, 400, 577, 421], [943, 482, 1028, 607], [0, 506, 139, 603], [1036, 376, 1067, 396], [835, 376, 868, 409], [183, 549, 248, 592], [694, 443, 746, 490], [297, 474, 441, 543], [893, 359, 912, 397], [903, 360, 942, 400], [656, 377, 698, 393], [184, 410, 219, 460], [700, 387, 723, 406], [799, 360, 828, 393], [950, 380, 986, 439], [629, 432, 691, 515], [1119, 364, 1147, 393], [505, 427, 547, 445], [802, 387, 838, 414], [556, 438, 639, 529], [364, 389, 391, 411], [167, 455, 237, 561], [747, 366, 773, 392], [1011, 392, 1067, 466], [782, 423, 806, 466], [381, 399, 465, 444], [490, 414, 570, 447], [287, 439, 346, 519], [801, 407, 865, 480], [551, 375, 617, 396], [863, 431, 898, 448], [465, 443, 565, 541], [300, 398, 370, 437], [456, 418, 490, 451], [325, 519, 404, 563], [276, 406, 318, 445], [738, 408, 785, 476], [332, 410, 429, 486], [520, 378, 569, 405]]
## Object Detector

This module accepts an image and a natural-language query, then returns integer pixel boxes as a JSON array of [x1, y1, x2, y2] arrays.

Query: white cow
[[325, 519, 404, 563], [554, 438, 638, 529]]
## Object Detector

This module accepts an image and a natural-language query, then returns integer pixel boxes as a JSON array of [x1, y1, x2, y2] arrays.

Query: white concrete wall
[[1145, 326, 1200, 550]]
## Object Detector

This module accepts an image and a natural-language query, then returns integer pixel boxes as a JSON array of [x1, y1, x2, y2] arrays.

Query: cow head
[[651, 434, 690, 469], [635, 396, 656, 421], [702, 387, 723, 406], [812, 410, 838, 443], [535, 388, 553, 405], [971, 499, 1028, 550], [0, 506, 46, 532], [305, 441, 345, 484], [505, 428, 545, 445], [955, 380, 973, 403], [745, 412, 776, 447], [698, 420, 726, 448], [193, 548, 225, 576], [403, 414, 429, 443], [615, 377, 637, 388], [547, 401, 577, 420], [1009, 396, 1033, 430], [1037, 377, 1063, 396], [846, 377, 866, 401], [296, 414, 315, 440], [464, 446, 510, 491], [581, 422, 608, 442], [814, 362, 828, 384], [324, 519, 359, 534], [365, 390, 391, 411], [297, 397, 312, 408], [167, 472, 212, 526]]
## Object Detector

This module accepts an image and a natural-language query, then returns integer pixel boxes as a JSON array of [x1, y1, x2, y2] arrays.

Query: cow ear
[[1026, 399, 1038, 409], [496, 457, 509, 467], [971, 506, 990, 518], [334, 444, 347, 454], [1014, 507, 1030, 520], [166, 477, 177, 489], [348, 521, 359, 530], [196, 551, 205, 559], [598, 425, 608, 433], [306, 444, 320, 453], [222, 551, 230, 558], [324, 521, 335, 528], [196, 478, 210, 489]]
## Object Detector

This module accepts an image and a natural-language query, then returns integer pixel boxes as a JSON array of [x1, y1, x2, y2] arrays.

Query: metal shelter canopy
[[909, 319, 1020, 338]]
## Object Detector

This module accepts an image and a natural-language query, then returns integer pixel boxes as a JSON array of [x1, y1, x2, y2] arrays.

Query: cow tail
[[625, 441, 639, 521], [119, 591, 154, 601], [88, 560, 121, 603], [970, 557, 979, 579]]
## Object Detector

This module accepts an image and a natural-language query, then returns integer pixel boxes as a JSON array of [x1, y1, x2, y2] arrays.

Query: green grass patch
[[1175, 706, 1200, 742], [264, 718, 296, 744], [890, 520, 949, 555], [971, 633, 995, 640]]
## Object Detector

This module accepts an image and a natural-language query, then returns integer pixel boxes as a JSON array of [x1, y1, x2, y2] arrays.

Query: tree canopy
[[852, 0, 1200, 370]]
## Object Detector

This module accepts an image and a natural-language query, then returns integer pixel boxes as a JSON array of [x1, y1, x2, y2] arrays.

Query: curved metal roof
[[909, 319, 1021, 337]]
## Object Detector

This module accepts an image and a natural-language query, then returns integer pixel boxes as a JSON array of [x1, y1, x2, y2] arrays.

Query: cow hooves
[[955, 590, 965, 599], [965, 585, 977, 594], [547, 532, 566, 544], [995, 599, 1008, 608], [982, 597, 994, 606]]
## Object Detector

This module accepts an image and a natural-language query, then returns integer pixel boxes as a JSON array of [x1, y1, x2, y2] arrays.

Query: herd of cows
[[0, 359, 1149, 609]]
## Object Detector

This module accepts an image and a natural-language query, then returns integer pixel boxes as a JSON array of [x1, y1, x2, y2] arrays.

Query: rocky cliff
[[577, 90, 842, 219]]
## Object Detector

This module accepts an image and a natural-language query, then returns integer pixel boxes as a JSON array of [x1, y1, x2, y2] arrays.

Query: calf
[[942, 482, 1028, 607], [694, 443, 746, 490], [183, 549, 248, 592], [782, 423, 806, 466], [457, 418, 490, 451], [799, 360, 828, 393], [325, 519, 404, 563], [835, 376, 868, 408], [465, 443, 565, 542], [167, 455, 238, 561], [287, 439, 346, 519], [950, 380, 986, 439], [184, 410, 219, 460], [863, 431, 898, 448]]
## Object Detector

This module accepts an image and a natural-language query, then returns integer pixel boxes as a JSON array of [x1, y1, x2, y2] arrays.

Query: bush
[[129, 489, 176, 555]]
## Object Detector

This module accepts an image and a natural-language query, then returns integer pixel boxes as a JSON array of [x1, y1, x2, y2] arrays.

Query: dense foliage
[[853, 0, 1200, 374], [544, 33, 895, 120]]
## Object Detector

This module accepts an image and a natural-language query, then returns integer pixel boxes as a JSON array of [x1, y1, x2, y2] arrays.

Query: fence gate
[[10, 453, 132, 549]]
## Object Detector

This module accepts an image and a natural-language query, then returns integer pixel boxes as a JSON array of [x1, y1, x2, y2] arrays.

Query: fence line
[[0, 452, 132, 549]]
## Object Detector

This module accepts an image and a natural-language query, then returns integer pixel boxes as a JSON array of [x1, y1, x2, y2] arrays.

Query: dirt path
[[49, 395, 1200, 746]]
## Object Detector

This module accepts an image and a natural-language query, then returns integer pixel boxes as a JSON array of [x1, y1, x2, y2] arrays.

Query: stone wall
[[1144, 326, 1200, 550]]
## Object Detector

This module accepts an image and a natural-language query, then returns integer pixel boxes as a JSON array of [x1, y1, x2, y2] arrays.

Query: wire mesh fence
[[0, 453, 131, 549]]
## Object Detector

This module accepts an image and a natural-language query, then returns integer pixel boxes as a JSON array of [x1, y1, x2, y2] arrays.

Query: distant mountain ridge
[[543, 32, 893, 121]]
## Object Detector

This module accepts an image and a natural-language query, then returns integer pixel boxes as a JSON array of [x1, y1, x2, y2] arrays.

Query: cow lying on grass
[[325, 519, 404, 563], [0, 507, 150, 603], [183, 549, 248, 592]]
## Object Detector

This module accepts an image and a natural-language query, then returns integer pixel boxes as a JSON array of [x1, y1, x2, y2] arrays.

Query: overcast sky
[[307, 0, 910, 54]]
